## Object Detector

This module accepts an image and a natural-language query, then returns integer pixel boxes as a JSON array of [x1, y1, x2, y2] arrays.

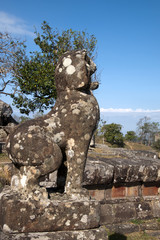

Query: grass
[[124, 141, 155, 151], [0, 152, 10, 163], [0, 153, 11, 190], [130, 219, 145, 225]]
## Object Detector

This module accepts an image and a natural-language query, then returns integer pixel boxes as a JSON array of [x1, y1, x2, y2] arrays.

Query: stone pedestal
[[0, 187, 108, 239]]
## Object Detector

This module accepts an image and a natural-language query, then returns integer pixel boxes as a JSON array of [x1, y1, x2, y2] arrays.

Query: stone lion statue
[[6, 50, 100, 196]]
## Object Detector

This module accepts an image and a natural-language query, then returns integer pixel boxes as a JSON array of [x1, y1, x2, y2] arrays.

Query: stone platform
[[0, 186, 108, 239], [0, 227, 107, 240]]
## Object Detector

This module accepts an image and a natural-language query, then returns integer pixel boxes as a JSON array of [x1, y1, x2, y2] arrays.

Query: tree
[[95, 119, 107, 144], [124, 131, 137, 142], [12, 21, 97, 114], [0, 32, 25, 96], [137, 116, 160, 145], [103, 123, 124, 147], [153, 139, 160, 151]]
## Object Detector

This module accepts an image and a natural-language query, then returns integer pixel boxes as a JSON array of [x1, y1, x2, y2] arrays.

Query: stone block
[[100, 204, 114, 224], [88, 189, 105, 201], [0, 187, 100, 233], [0, 227, 108, 240], [106, 223, 139, 234], [135, 202, 153, 219], [126, 186, 139, 197], [84, 160, 114, 185], [111, 186, 126, 198], [142, 185, 158, 196], [105, 188, 112, 199], [114, 202, 136, 222], [151, 199, 160, 218]]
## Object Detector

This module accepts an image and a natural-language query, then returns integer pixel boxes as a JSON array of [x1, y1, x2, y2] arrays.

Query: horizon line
[[100, 108, 160, 113]]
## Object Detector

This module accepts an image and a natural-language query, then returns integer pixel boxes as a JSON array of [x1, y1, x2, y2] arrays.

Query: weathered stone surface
[[83, 160, 114, 185], [40, 153, 160, 188], [106, 223, 139, 234], [0, 227, 108, 240], [0, 187, 100, 233], [0, 100, 12, 120], [6, 50, 100, 195], [0, 100, 18, 150], [86, 155, 160, 185], [93, 143, 158, 159]]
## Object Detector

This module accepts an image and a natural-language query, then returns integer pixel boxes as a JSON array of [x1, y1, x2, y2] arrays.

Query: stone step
[[0, 227, 108, 240]]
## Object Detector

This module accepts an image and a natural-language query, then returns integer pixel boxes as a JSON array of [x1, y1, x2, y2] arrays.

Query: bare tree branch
[[0, 32, 25, 96]]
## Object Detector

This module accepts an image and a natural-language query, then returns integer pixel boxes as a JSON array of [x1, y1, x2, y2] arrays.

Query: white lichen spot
[[65, 95, 68, 100], [68, 149, 74, 158], [63, 57, 72, 67], [20, 145, 24, 150], [7, 142, 10, 148], [81, 214, 88, 223], [77, 158, 82, 164], [28, 125, 37, 131], [11, 175, 20, 187], [9, 154, 13, 161], [28, 134, 32, 138], [14, 132, 21, 139], [66, 181, 71, 189], [66, 65, 76, 75], [3, 224, 11, 233], [59, 68, 62, 72], [20, 208, 26, 212], [53, 132, 65, 143], [20, 175, 27, 187], [62, 108, 67, 113], [73, 213, 77, 219], [65, 220, 70, 226], [77, 81, 85, 87], [14, 143, 20, 149], [30, 215, 36, 220], [84, 201, 89, 206], [80, 152, 84, 156], [45, 118, 57, 128], [76, 54, 81, 58], [72, 109, 80, 115], [89, 234, 96, 240], [84, 133, 90, 140], [138, 204, 143, 211], [77, 232, 84, 239], [68, 138, 75, 148], [139, 165, 145, 172]]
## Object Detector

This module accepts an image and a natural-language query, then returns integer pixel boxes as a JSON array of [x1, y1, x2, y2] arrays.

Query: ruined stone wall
[[39, 148, 160, 227]]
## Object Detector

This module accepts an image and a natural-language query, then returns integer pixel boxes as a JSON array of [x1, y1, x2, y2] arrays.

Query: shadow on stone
[[109, 233, 127, 240]]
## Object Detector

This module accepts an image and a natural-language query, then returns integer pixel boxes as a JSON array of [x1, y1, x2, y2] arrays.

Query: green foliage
[[103, 123, 124, 147], [153, 139, 160, 151], [12, 21, 97, 114], [130, 219, 144, 225], [125, 131, 137, 142], [19, 116, 31, 123]]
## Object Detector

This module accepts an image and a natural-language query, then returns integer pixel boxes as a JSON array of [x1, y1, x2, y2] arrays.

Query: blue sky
[[0, 0, 160, 133]]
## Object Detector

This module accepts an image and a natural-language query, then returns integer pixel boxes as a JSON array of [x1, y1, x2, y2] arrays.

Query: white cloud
[[0, 11, 34, 37], [100, 108, 160, 113]]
